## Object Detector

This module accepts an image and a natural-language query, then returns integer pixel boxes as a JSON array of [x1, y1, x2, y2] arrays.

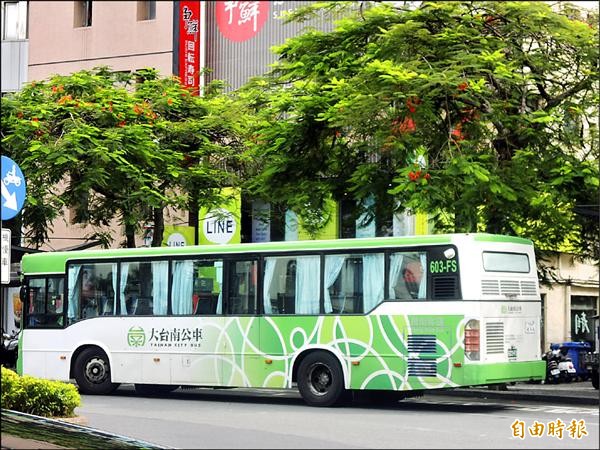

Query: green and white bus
[[18, 233, 545, 406]]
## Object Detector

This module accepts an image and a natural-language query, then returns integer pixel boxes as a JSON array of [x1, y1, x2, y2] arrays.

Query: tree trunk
[[188, 194, 199, 245], [125, 223, 136, 248], [151, 207, 165, 247]]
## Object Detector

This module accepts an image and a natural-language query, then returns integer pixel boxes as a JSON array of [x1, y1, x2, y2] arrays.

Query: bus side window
[[389, 252, 426, 300], [25, 277, 64, 328], [193, 260, 222, 315], [227, 260, 258, 315], [263, 257, 297, 315], [26, 278, 46, 327], [81, 269, 99, 318], [284, 260, 296, 314]]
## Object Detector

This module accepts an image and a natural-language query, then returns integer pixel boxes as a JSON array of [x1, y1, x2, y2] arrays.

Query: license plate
[[568, 368, 576, 373], [551, 369, 560, 375]]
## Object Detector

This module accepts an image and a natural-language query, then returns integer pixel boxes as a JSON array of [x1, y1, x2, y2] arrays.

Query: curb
[[55, 415, 88, 426], [428, 389, 599, 406]]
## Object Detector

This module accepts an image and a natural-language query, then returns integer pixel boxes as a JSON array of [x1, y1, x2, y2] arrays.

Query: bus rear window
[[483, 252, 529, 273]]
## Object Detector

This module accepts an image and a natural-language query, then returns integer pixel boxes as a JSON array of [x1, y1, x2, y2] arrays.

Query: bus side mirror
[[19, 286, 26, 304]]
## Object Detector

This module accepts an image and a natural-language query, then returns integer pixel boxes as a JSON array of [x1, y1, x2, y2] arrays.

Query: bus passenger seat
[[100, 296, 113, 315], [126, 296, 138, 315]]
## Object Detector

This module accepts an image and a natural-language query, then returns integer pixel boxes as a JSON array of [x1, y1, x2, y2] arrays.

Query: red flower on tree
[[451, 123, 464, 141], [398, 117, 416, 133], [406, 96, 421, 113], [408, 168, 431, 183]]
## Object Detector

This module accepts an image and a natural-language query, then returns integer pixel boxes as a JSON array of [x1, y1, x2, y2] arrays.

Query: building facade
[[539, 254, 599, 351]]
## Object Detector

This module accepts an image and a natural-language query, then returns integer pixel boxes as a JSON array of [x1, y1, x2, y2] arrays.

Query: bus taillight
[[464, 319, 480, 361]]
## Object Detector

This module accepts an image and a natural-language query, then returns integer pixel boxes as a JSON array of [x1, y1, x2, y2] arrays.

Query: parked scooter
[[556, 348, 577, 383], [542, 346, 561, 384], [0, 329, 19, 369], [542, 344, 576, 384]]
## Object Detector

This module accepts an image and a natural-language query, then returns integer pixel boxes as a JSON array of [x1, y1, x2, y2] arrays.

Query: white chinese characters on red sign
[[179, 2, 201, 93], [216, 1, 269, 42]]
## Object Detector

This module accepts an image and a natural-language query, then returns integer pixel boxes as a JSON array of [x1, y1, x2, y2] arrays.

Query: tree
[[1, 67, 248, 248], [239, 1, 599, 259]]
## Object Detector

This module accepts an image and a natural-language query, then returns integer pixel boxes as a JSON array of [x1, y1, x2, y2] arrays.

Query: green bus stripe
[[473, 234, 532, 245], [23, 235, 453, 274], [22, 233, 532, 275]]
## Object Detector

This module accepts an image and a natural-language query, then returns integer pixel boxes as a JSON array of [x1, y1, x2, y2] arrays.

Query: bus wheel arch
[[71, 345, 120, 395], [293, 349, 348, 407]]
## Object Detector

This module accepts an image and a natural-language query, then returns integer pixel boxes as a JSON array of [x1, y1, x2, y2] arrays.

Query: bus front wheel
[[73, 347, 120, 395], [297, 351, 345, 407]]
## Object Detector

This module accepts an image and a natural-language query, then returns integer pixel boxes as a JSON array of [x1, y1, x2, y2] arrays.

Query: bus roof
[[21, 233, 533, 275]]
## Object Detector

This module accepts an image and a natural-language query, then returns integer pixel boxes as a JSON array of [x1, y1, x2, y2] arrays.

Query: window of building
[[339, 198, 393, 238], [74, 1, 93, 28], [137, 1, 156, 21], [2, 1, 18, 39], [571, 295, 598, 345], [1, 1, 27, 40], [268, 204, 287, 242], [340, 199, 359, 239]]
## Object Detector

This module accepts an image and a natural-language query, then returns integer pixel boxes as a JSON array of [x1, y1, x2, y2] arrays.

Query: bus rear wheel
[[73, 347, 119, 395], [297, 351, 345, 407]]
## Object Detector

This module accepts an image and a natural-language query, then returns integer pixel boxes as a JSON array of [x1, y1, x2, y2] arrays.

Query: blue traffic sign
[[1, 156, 26, 220]]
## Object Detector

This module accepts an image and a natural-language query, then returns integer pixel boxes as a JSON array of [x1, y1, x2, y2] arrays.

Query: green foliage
[[1, 366, 24, 408], [1, 67, 249, 248], [238, 1, 599, 261], [1, 367, 80, 418]]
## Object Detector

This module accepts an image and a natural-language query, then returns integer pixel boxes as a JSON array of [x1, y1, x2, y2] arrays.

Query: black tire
[[73, 347, 120, 395], [297, 351, 345, 407], [134, 384, 179, 395], [592, 370, 599, 390]]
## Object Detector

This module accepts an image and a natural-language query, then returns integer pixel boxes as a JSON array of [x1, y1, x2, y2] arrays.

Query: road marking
[[418, 399, 598, 416]]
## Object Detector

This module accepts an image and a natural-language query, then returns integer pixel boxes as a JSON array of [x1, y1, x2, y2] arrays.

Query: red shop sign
[[216, 1, 269, 42], [179, 1, 201, 94]]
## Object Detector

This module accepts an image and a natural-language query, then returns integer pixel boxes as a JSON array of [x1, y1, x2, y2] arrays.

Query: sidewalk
[[429, 380, 599, 406]]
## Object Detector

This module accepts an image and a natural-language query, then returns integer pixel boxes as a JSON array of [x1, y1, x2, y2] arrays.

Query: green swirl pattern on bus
[[148, 314, 466, 391]]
